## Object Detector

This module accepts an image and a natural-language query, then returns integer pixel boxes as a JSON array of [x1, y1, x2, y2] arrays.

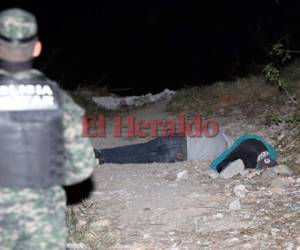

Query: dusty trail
[[69, 100, 300, 250]]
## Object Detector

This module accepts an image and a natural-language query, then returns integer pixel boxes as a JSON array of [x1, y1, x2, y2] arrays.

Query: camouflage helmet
[[0, 8, 37, 44]]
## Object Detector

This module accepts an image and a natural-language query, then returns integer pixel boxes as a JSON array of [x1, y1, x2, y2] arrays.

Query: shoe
[[94, 149, 105, 164]]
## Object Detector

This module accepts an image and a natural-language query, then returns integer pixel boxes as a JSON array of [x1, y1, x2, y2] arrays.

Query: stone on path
[[176, 170, 188, 181], [233, 184, 247, 198], [262, 168, 277, 180], [220, 159, 245, 179], [229, 199, 241, 210], [273, 164, 293, 176]]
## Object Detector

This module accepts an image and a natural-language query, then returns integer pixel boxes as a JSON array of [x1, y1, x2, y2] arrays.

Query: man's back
[[0, 68, 96, 249], [0, 8, 96, 249]]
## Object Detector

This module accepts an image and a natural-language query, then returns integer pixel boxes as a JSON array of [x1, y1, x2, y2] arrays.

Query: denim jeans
[[96, 136, 187, 164]]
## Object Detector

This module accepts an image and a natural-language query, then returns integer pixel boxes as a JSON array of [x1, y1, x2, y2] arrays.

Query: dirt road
[[68, 100, 300, 250]]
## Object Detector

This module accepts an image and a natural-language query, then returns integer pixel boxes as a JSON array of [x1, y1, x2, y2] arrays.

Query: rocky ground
[[67, 78, 300, 250]]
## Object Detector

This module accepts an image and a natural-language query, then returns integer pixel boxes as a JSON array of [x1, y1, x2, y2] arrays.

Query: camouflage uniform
[[0, 9, 97, 250]]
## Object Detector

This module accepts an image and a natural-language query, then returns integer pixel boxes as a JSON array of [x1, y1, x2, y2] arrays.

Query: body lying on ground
[[94, 132, 278, 173]]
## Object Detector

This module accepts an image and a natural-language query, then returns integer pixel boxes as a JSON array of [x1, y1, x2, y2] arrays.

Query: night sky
[[1, 1, 300, 94]]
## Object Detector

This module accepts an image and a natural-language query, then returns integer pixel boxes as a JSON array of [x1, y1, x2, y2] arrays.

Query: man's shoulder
[[62, 91, 85, 118]]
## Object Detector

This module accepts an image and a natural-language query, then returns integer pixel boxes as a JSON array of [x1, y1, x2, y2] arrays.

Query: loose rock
[[208, 170, 220, 179], [213, 213, 224, 219], [285, 242, 294, 250], [220, 159, 245, 179], [273, 164, 293, 176], [262, 168, 277, 180], [163, 171, 177, 181], [229, 199, 241, 210], [176, 170, 188, 181], [233, 184, 247, 198]]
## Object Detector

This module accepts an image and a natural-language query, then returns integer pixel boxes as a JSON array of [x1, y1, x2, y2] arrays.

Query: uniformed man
[[0, 8, 96, 249]]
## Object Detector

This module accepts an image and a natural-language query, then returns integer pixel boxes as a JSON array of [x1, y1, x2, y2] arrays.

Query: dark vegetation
[[1, 1, 300, 94]]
